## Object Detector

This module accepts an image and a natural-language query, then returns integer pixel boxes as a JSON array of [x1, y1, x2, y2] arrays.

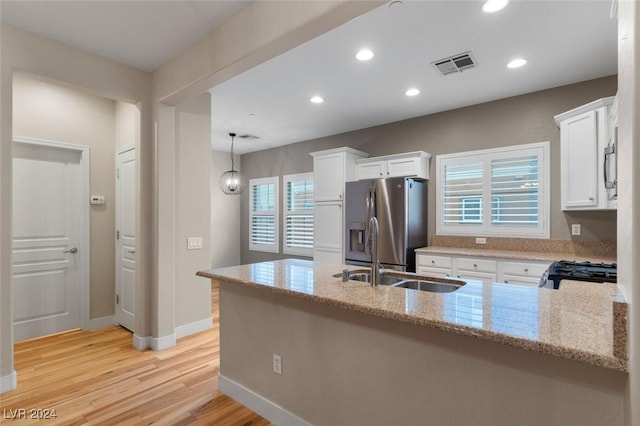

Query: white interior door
[[12, 139, 89, 342], [115, 147, 136, 331]]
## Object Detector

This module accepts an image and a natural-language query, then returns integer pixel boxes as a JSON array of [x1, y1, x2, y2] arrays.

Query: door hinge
[[116, 294, 120, 304], [116, 230, 120, 240]]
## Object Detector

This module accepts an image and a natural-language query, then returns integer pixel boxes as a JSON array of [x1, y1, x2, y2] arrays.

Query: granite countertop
[[197, 259, 627, 372], [416, 246, 617, 263]]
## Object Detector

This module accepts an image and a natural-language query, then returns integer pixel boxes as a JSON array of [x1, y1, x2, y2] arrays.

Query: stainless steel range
[[540, 260, 617, 289]]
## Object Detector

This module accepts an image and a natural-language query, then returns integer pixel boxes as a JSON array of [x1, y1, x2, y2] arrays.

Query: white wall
[[174, 94, 212, 331], [12, 72, 117, 320], [1, 23, 152, 390], [115, 101, 140, 151], [211, 149, 241, 268], [617, 2, 639, 425]]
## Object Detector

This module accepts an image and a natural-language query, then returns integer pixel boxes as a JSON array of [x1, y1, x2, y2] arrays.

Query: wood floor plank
[[0, 286, 272, 425]]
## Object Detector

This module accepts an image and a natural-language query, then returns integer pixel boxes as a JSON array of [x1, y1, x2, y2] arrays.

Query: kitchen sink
[[392, 280, 462, 293], [334, 270, 405, 285], [335, 269, 465, 292]]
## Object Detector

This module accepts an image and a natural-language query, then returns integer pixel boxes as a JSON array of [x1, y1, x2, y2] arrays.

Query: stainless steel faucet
[[368, 216, 381, 287]]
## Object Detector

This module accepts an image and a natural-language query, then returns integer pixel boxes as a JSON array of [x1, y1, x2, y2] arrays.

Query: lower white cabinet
[[415, 253, 550, 286], [501, 260, 550, 286], [454, 257, 498, 281], [313, 202, 343, 263]]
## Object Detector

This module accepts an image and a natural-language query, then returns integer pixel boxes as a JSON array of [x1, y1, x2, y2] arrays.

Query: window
[[249, 177, 279, 253], [436, 142, 549, 238], [283, 173, 314, 256]]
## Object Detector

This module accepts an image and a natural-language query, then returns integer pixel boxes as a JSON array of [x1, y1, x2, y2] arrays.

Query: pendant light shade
[[219, 132, 246, 195]]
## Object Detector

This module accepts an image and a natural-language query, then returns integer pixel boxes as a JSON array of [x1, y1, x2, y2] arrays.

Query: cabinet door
[[314, 247, 343, 264], [416, 254, 452, 269], [314, 153, 345, 202], [387, 157, 418, 177], [357, 161, 386, 179], [314, 202, 343, 254], [561, 110, 598, 209]]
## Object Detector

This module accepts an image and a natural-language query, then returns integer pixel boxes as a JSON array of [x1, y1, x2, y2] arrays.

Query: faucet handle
[[342, 269, 349, 282]]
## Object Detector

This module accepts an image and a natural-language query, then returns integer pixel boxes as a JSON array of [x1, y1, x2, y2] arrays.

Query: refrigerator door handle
[[365, 191, 371, 256]]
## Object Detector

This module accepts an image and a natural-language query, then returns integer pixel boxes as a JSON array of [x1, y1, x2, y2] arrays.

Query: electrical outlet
[[187, 237, 203, 250], [475, 237, 487, 245], [273, 354, 282, 375], [571, 224, 581, 236]]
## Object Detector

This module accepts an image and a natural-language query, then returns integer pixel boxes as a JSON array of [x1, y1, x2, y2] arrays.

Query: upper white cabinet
[[310, 147, 368, 263], [554, 97, 616, 210], [311, 147, 368, 202], [356, 151, 431, 180]]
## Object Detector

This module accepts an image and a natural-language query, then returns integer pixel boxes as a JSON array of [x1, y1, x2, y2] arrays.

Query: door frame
[[115, 144, 135, 330], [13, 136, 91, 331]]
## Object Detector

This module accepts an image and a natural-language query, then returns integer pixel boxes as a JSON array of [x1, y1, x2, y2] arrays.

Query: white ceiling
[[0, 0, 251, 72], [1, 1, 617, 155], [210, 0, 617, 154]]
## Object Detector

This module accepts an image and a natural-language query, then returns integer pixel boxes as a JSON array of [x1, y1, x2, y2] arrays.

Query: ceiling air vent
[[433, 52, 476, 76]]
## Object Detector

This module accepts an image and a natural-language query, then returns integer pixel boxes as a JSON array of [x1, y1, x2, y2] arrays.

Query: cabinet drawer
[[455, 271, 497, 282], [503, 274, 541, 286], [417, 266, 451, 278], [502, 261, 550, 278], [455, 257, 497, 273], [417, 254, 452, 269]]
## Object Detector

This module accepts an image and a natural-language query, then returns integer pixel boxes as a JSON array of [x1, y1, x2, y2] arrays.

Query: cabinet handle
[[524, 268, 529, 272], [339, 194, 342, 199], [379, 172, 383, 176], [431, 260, 435, 264], [473, 263, 477, 268], [457, 275, 461, 278], [505, 280, 509, 283], [387, 171, 390, 175], [589, 197, 594, 201]]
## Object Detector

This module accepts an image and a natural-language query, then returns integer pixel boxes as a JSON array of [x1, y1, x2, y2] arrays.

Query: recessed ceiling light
[[482, 0, 509, 13], [310, 96, 325, 104], [405, 88, 420, 97], [507, 58, 527, 69], [355, 49, 374, 61]]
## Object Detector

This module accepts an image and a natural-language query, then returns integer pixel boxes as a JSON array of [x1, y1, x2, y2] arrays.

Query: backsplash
[[431, 236, 616, 259]]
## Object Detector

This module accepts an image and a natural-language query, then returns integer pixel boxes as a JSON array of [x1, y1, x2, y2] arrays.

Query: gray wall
[[241, 76, 617, 264]]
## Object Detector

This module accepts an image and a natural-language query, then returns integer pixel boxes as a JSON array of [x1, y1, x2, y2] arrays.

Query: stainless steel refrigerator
[[344, 177, 427, 272]]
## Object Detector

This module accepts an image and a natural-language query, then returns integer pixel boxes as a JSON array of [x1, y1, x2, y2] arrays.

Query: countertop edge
[[198, 270, 628, 373]]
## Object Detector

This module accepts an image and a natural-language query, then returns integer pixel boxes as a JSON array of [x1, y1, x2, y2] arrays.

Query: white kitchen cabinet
[[501, 260, 551, 286], [416, 254, 452, 278], [310, 147, 368, 263], [415, 253, 550, 285], [356, 151, 431, 180], [555, 97, 616, 210], [453, 257, 497, 282]]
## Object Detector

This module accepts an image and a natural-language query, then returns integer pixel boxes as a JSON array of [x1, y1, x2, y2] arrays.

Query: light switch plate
[[187, 237, 203, 250], [90, 195, 105, 205]]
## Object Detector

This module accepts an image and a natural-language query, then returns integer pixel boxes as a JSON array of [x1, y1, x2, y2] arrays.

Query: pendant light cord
[[229, 132, 236, 171]]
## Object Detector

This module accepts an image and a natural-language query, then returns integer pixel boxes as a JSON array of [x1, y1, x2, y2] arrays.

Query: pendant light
[[219, 132, 246, 195]]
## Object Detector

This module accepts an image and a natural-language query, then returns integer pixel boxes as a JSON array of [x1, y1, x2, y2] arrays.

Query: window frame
[[436, 142, 550, 238], [282, 172, 314, 257], [249, 176, 279, 253]]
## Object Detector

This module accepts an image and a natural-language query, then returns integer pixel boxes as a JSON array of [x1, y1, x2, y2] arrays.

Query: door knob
[[63, 247, 78, 254]]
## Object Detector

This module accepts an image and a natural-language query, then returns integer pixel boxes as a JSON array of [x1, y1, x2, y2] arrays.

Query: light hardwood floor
[[0, 284, 272, 425]]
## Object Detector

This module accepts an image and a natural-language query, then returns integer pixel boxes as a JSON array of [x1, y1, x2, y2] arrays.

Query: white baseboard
[[175, 318, 212, 339], [150, 334, 175, 351], [133, 333, 150, 350], [133, 319, 210, 352], [90, 315, 115, 330], [1, 370, 17, 394], [219, 374, 310, 426]]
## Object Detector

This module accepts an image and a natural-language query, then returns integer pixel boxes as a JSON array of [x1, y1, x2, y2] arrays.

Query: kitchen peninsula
[[198, 259, 627, 426]]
